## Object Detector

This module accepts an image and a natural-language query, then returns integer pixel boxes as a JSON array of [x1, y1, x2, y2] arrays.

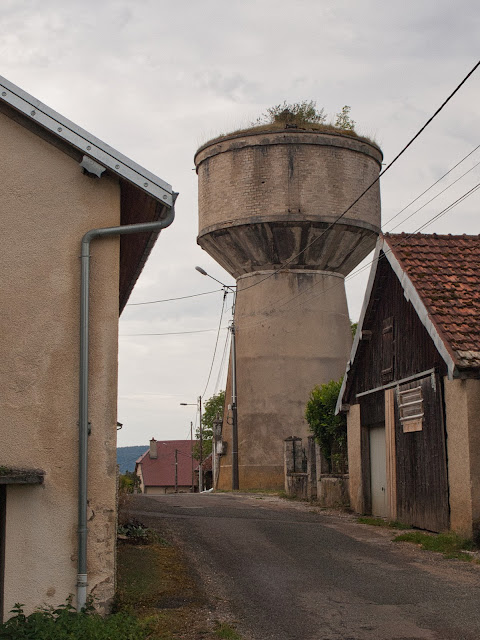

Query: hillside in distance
[[117, 445, 147, 474]]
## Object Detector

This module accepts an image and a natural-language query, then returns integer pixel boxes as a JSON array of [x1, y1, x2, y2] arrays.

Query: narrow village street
[[130, 492, 480, 640]]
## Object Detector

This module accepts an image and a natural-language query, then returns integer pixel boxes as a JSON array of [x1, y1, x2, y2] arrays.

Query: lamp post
[[195, 267, 239, 490], [180, 397, 203, 492]]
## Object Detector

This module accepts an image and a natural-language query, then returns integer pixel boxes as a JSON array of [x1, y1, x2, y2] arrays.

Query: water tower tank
[[195, 128, 382, 489]]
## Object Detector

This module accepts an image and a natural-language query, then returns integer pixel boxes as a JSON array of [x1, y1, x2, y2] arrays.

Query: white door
[[369, 426, 387, 517]]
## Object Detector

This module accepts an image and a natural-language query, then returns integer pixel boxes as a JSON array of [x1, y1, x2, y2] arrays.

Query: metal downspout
[[77, 200, 176, 611]]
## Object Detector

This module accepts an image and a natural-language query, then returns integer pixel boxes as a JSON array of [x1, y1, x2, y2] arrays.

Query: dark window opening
[[381, 316, 394, 383]]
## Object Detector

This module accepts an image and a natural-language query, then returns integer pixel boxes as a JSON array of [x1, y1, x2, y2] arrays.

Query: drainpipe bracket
[[80, 155, 106, 178]]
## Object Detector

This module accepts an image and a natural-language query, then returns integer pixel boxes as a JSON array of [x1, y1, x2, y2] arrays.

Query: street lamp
[[180, 397, 203, 492], [195, 266, 239, 490]]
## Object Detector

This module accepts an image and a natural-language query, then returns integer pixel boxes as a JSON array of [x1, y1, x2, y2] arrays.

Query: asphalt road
[[129, 492, 480, 640]]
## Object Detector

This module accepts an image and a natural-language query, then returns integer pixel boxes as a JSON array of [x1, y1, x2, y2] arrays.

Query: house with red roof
[[136, 439, 199, 494], [338, 233, 480, 537]]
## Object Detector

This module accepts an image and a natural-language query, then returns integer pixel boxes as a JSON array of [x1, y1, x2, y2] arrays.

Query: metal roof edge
[[0, 75, 173, 207], [336, 237, 384, 413], [383, 238, 456, 379]]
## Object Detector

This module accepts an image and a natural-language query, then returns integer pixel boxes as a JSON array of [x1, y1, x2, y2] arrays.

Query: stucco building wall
[[444, 377, 480, 538], [1, 112, 120, 616]]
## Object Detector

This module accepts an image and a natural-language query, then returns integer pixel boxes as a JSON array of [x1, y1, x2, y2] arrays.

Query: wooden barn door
[[395, 373, 449, 532]]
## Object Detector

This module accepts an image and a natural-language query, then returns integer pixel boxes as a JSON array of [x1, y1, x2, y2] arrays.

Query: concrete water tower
[[195, 126, 382, 489]]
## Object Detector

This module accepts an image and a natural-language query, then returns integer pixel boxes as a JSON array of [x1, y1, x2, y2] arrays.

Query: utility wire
[[386, 159, 480, 232], [201, 289, 228, 398], [235, 147, 480, 323], [236, 59, 480, 294], [277, 181, 480, 314], [213, 329, 231, 396], [382, 144, 480, 228], [121, 328, 229, 337], [126, 289, 222, 306], [237, 181, 480, 332]]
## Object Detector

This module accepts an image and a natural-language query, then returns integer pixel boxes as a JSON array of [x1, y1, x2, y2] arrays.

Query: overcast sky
[[3, 0, 479, 446]]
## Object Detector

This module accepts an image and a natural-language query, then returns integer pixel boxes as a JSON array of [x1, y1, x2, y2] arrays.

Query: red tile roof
[[136, 440, 199, 487], [385, 233, 480, 368]]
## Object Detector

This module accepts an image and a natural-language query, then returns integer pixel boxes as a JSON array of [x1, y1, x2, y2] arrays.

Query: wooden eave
[[0, 78, 174, 313]]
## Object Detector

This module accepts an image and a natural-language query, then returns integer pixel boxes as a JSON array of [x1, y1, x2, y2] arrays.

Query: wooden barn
[[338, 233, 480, 536]]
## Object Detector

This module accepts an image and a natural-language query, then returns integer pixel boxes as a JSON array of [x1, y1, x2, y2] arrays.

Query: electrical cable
[[278, 181, 480, 313], [386, 159, 480, 233], [126, 289, 222, 306], [213, 329, 231, 396], [120, 327, 229, 337], [201, 289, 228, 398], [382, 144, 480, 228], [237, 180, 480, 332], [235, 151, 480, 324], [235, 59, 480, 294]]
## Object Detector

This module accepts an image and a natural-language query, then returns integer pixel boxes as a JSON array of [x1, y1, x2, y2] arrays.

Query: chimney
[[149, 438, 158, 459]]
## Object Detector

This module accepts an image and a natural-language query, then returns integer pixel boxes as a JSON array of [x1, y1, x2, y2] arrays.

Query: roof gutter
[[77, 197, 176, 611]]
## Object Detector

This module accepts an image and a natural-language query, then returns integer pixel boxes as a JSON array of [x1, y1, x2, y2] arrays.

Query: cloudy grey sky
[[3, 0, 479, 446]]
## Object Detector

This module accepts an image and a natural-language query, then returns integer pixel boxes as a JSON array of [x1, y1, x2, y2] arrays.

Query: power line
[[382, 144, 480, 228], [126, 289, 222, 306], [236, 59, 480, 294], [213, 329, 231, 396], [201, 290, 228, 398], [120, 327, 229, 337], [282, 181, 480, 313], [234, 144, 480, 324], [237, 181, 480, 332], [386, 159, 480, 233]]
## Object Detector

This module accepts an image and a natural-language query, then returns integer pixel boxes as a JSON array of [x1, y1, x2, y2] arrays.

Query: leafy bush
[[305, 379, 347, 473], [254, 100, 327, 127], [118, 471, 140, 495], [0, 598, 145, 639], [253, 100, 356, 132], [194, 390, 225, 460], [117, 518, 163, 546]]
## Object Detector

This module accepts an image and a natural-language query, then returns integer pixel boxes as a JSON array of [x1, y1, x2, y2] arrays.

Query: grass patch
[[199, 122, 378, 151], [116, 533, 243, 638], [116, 542, 204, 615], [358, 517, 411, 530], [214, 622, 243, 639], [394, 531, 477, 561]]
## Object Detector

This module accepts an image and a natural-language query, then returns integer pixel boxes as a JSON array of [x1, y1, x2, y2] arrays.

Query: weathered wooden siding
[[394, 373, 449, 532], [351, 254, 447, 398], [349, 255, 449, 531]]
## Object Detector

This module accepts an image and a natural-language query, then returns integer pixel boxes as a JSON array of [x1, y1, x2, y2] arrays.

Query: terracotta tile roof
[[136, 440, 199, 487], [385, 233, 480, 369]]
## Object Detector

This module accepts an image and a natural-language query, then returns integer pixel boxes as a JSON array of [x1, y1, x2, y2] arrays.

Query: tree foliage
[[194, 390, 225, 460], [118, 470, 140, 494], [305, 379, 347, 473]]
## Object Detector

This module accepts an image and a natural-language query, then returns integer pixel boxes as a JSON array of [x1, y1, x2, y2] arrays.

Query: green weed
[[358, 517, 410, 529], [394, 531, 477, 561], [214, 622, 243, 639]]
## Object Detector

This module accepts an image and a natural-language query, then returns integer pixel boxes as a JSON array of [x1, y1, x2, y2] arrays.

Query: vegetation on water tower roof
[[198, 101, 378, 150]]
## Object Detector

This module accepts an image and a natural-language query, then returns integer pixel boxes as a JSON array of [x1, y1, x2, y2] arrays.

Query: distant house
[[338, 233, 480, 536], [0, 76, 175, 619], [136, 439, 199, 494]]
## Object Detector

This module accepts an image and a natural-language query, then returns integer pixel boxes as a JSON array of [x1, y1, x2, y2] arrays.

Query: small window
[[398, 385, 423, 432], [381, 317, 394, 383]]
